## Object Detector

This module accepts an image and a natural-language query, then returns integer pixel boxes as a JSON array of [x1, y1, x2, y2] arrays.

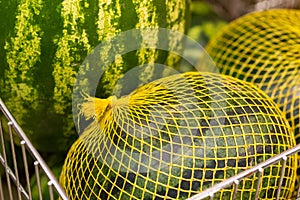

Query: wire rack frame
[[1, 97, 300, 200], [0, 98, 69, 200], [187, 145, 300, 200]]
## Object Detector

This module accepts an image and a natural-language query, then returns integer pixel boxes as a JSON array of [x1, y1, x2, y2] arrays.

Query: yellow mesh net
[[205, 9, 300, 144], [60, 72, 297, 199]]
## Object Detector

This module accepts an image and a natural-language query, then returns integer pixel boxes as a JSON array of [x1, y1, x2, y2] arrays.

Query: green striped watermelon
[[0, 0, 190, 152]]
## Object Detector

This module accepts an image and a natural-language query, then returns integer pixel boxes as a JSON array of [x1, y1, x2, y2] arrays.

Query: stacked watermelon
[[0, 0, 190, 152]]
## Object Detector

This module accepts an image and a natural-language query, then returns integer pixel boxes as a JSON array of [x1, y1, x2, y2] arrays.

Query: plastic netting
[[205, 9, 300, 144], [60, 72, 297, 199]]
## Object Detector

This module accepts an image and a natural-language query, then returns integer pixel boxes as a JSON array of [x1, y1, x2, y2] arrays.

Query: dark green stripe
[[0, 0, 19, 92], [36, 0, 63, 101]]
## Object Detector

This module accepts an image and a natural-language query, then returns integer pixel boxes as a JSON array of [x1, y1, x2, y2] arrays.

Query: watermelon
[[60, 72, 297, 199], [205, 9, 300, 143], [0, 0, 190, 152]]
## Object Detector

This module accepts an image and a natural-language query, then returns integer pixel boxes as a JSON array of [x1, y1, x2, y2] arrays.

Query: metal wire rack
[[187, 145, 300, 200], [1, 97, 300, 200], [0, 98, 68, 200]]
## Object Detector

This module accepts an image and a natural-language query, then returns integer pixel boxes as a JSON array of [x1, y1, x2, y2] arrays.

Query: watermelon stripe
[[133, 0, 159, 84], [97, 1, 122, 41], [133, 0, 159, 28], [95, 0, 126, 95], [166, 0, 186, 31], [165, 0, 187, 68], [53, 0, 91, 114], [137, 31, 159, 85], [4, 0, 43, 122]]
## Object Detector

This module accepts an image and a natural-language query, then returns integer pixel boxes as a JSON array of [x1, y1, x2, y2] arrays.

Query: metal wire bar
[[0, 176, 4, 200], [232, 180, 239, 199], [254, 168, 263, 199], [297, 174, 300, 200], [48, 181, 54, 200], [0, 154, 29, 199], [21, 140, 32, 200], [34, 161, 43, 200], [0, 98, 69, 200], [187, 143, 300, 200], [0, 120, 13, 200], [276, 156, 287, 200], [8, 122, 22, 200]]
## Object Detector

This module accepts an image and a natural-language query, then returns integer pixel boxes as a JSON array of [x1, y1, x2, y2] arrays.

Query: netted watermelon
[[205, 9, 300, 144], [60, 72, 297, 199]]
